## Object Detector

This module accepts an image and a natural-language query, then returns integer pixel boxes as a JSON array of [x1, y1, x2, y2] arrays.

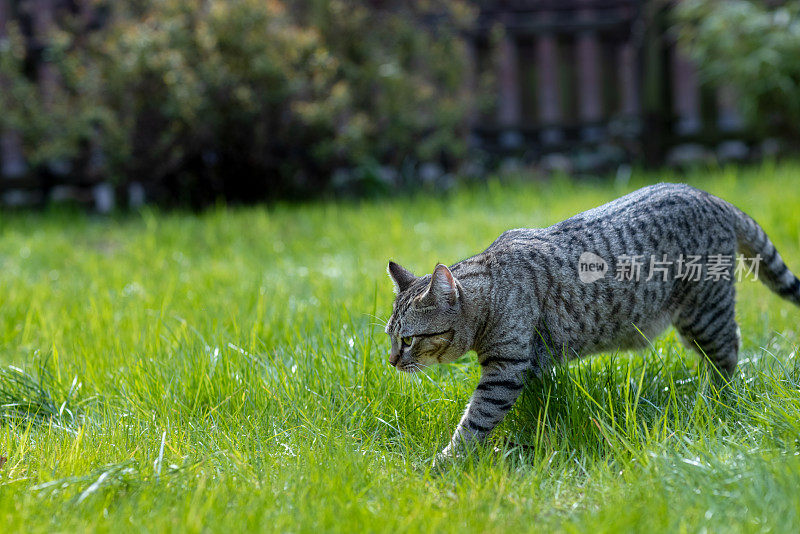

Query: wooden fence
[[469, 0, 754, 168], [0, 0, 758, 208]]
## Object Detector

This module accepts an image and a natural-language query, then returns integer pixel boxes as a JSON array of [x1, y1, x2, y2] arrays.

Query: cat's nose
[[389, 348, 400, 367]]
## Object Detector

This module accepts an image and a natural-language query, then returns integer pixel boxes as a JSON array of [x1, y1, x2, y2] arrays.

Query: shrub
[[0, 0, 476, 205], [674, 0, 800, 139]]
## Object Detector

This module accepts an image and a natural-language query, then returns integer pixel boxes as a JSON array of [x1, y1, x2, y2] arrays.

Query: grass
[[1, 161, 800, 532]]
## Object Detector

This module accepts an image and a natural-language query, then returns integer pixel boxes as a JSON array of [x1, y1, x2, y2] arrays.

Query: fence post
[[716, 86, 743, 133], [671, 50, 701, 135], [536, 30, 562, 145], [576, 1, 603, 141], [464, 35, 479, 128], [497, 32, 522, 148], [640, 1, 670, 165], [0, 0, 26, 179], [715, 85, 748, 160], [618, 41, 640, 119]]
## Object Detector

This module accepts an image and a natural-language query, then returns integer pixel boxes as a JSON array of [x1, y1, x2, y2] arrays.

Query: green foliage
[[0, 0, 475, 203], [0, 24, 100, 170], [674, 0, 800, 137], [2, 162, 800, 531]]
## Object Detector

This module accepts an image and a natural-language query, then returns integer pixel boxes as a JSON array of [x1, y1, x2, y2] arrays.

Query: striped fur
[[385, 183, 800, 462]]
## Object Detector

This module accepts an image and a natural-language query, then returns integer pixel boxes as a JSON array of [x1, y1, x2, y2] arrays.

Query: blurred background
[[0, 0, 797, 210]]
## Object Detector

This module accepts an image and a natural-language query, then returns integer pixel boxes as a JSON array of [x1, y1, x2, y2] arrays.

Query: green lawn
[[2, 162, 800, 532]]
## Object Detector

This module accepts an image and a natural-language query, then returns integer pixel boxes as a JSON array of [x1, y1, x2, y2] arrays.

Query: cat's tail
[[732, 206, 800, 306]]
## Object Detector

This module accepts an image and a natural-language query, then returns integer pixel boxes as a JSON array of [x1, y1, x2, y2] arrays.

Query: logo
[[578, 252, 608, 283]]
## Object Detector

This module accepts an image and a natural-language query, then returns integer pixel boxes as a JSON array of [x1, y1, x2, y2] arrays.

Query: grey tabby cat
[[385, 183, 800, 462]]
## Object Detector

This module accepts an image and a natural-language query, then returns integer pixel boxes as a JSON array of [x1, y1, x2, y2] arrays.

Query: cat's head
[[384, 261, 469, 372]]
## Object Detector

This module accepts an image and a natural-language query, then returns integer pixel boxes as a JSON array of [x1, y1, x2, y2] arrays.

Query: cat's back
[[489, 183, 727, 253], [550, 182, 722, 232]]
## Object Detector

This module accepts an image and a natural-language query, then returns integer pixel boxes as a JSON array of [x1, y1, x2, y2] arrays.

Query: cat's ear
[[388, 261, 417, 293], [420, 263, 458, 306]]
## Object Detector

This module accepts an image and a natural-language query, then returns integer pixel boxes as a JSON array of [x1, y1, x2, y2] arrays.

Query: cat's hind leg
[[673, 281, 740, 377]]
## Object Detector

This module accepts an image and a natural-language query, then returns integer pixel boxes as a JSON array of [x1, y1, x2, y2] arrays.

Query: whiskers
[[395, 360, 432, 384], [407, 362, 427, 374], [393, 360, 450, 396], [399, 361, 428, 374], [365, 313, 389, 330]]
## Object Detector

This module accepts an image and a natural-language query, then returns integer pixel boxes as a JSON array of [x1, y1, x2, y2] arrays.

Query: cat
[[384, 183, 800, 463]]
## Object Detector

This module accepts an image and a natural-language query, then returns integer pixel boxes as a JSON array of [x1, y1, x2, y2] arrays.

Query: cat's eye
[[401, 336, 413, 347]]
